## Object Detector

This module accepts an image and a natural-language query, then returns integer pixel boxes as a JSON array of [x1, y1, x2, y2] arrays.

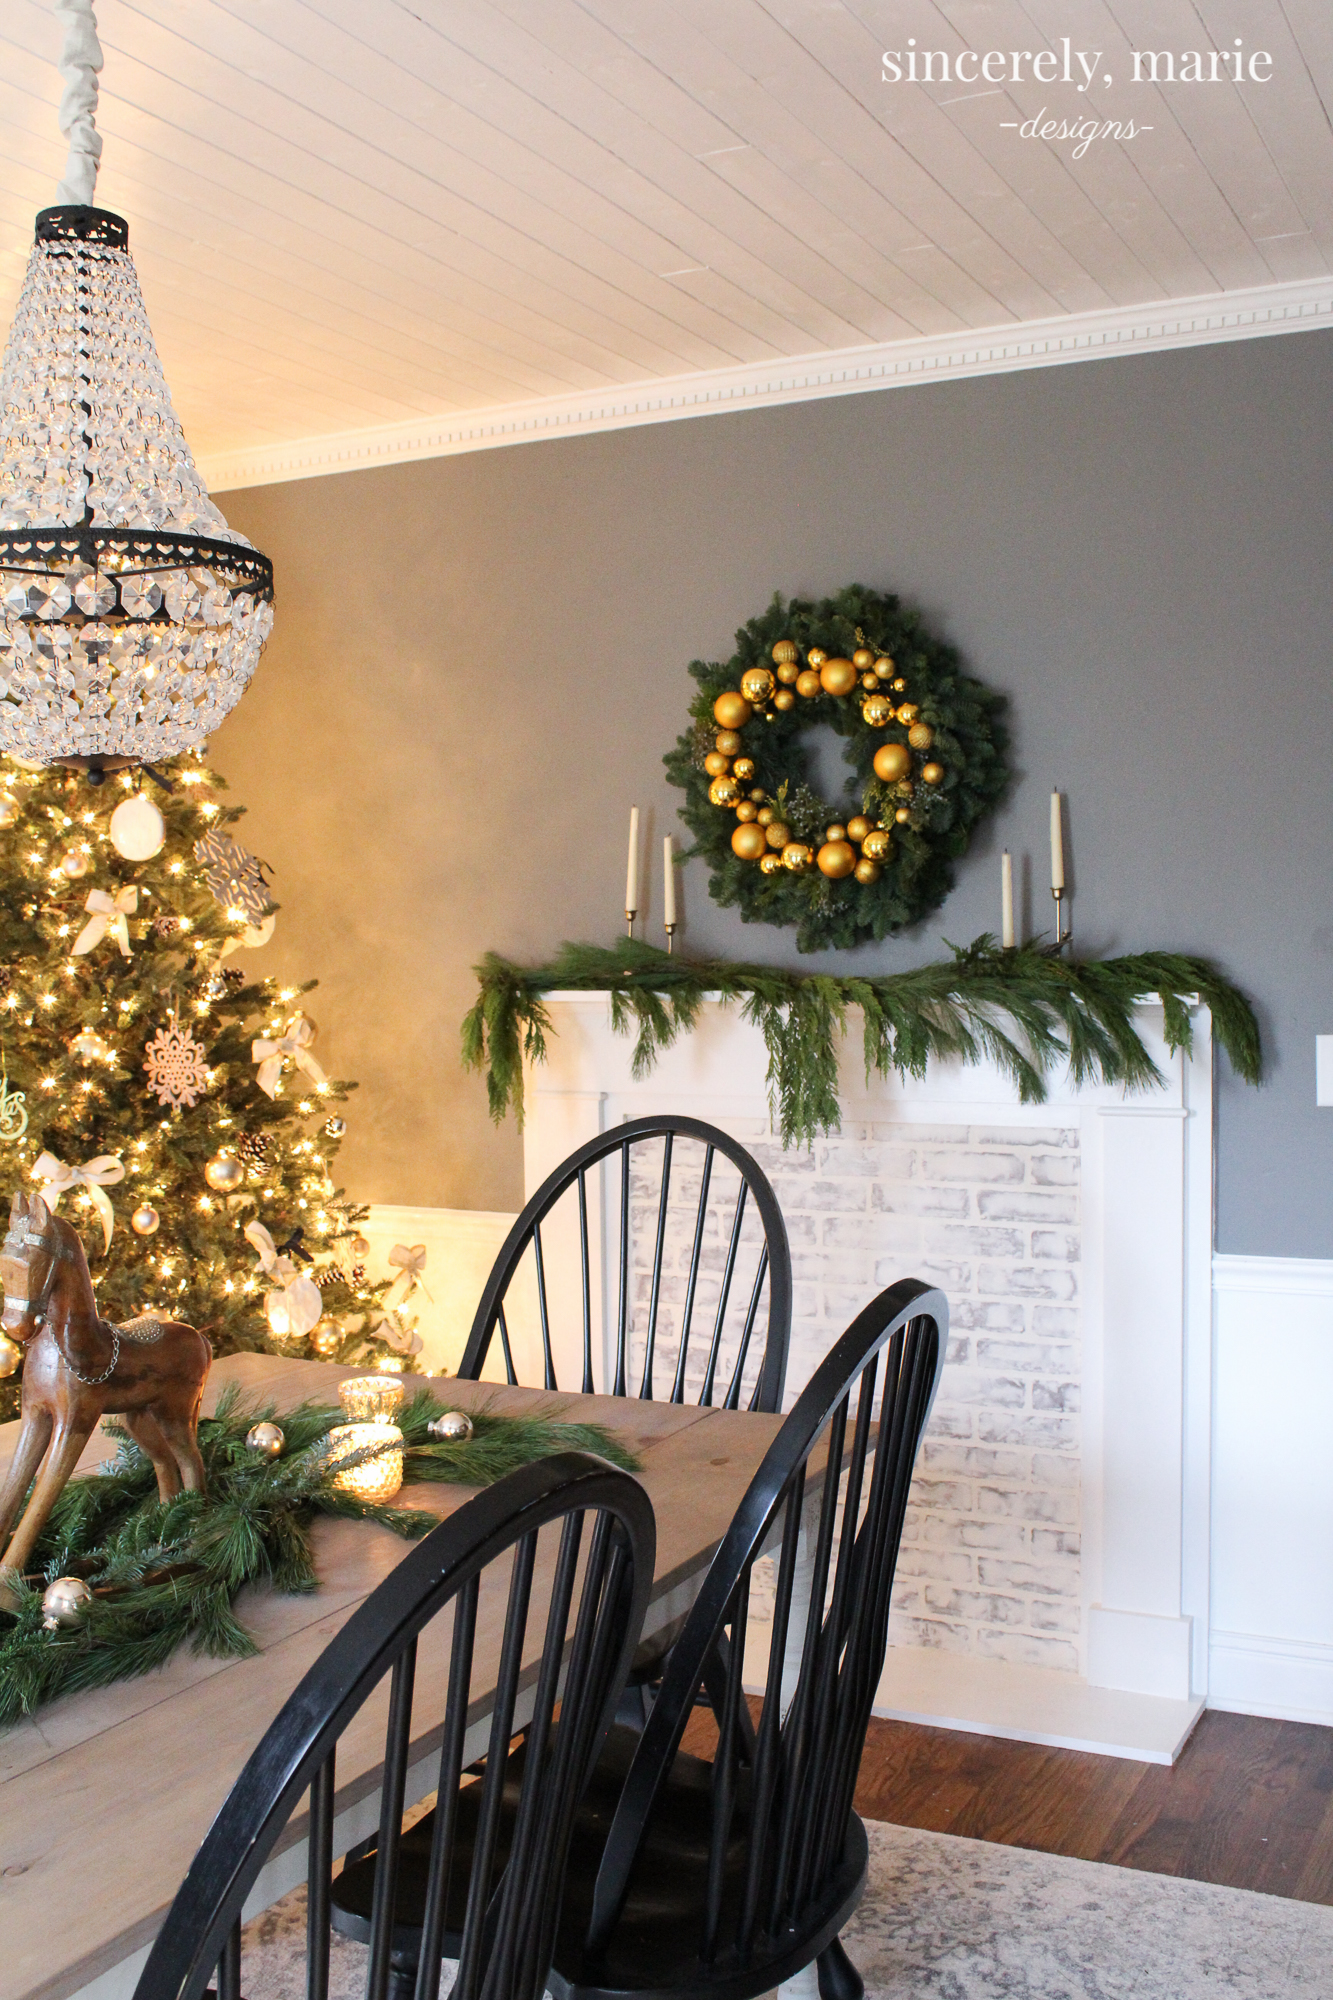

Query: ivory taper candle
[[1001, 851, 1015, 948], [663, 835, 677, 928], [625, 805, 639, 917], [1049, 790, 1065, 892]]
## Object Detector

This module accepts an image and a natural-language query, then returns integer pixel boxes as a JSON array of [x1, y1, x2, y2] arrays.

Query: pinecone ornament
[[237, 1131, 273, 1169]]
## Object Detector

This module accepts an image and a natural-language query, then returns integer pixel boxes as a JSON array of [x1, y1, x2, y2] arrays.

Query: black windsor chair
[[133, 1453, 656, 2000], [342, 1278, 946, 2000], [456, 1115, 792, 1416]]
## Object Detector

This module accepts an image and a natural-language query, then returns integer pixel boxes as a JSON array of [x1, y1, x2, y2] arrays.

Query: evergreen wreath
[[665, 583, 1009, 951], [0, 1386, 640, 1723]]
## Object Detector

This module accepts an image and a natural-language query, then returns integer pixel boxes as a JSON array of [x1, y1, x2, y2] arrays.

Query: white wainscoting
[[1209, 1254, 1333, 1728], [361, 1203, 515, 1378]]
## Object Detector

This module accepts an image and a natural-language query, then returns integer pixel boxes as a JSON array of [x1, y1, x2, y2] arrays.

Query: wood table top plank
[[0, 1356, 780, 2000]]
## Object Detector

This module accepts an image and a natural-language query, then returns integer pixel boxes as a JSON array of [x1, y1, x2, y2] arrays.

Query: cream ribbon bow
[[73, 886, 137, 959], [382, 1243, 433, 1310], [32, 1150, 125, 1254], [245, 1221, 322, 1337], [251, 1013, 327, 1101]]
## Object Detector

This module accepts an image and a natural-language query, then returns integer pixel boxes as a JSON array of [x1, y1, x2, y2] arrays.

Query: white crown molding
[[203, 274, 1333, 494]]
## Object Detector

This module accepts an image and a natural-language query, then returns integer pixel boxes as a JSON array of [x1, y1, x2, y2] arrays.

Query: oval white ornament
[[109, 793, 166, 861]]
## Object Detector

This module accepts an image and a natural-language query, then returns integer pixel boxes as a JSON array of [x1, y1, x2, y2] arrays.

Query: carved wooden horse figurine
[[0, 1188, 212, 1592]]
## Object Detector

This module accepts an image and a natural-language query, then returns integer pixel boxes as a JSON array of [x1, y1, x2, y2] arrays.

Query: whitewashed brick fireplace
[[522, 991, 1214, 1763]]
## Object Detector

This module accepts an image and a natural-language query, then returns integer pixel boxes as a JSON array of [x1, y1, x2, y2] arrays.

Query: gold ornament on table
[[325, 1421, 405, 1502], [42, 1575, 93, 1630], [245, 1420, 285, 1458], [428, 1409, 475, 1443]]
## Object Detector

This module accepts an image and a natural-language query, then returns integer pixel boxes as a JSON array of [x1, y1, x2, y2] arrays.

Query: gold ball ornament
[[816, 840, 856, 880], [708, 775, 742, 808], [732, 756, 756, 782], [773, 689, 796, 711], [846, 816, 871, 843], [825, 824, 846, 843], [311, 1322, 342, 1359], [875, 658, 896, 679], [131, 1204, 160, 1236], [765, 821, 791, 849], [704, 751, 731, 778], [795, 669, 822, 699], [873, 743, 912, 784], [781, 842, 814, 873], [861, 674, 879, 691], [852, 648, 875, 670], [731, 822, 768, 861], [739, 667, 775, 706], [806, 647, 828, 668], [245, 1420, 285, 1458], [771, 640, 801, 665], [735, 800, 758, 823], [861, 827, 894, 862], [854, 858, 882, 885], [862, 696, 894, 728], [819, 657, 858, 697], [775, 660, 800, 685], [42, 1576, 93, 1630], [715, 730, 742, 755], [750, 786, 766, 803], [0, 1334, 21, 1377], [757, 806, 774, 826], [0, 793, 19, 828], [759, 853, 782, 876], [205, 1151, 244, 1193], [891, 677, 907, 692], [908, 723, 934, 750], [428, 1409, 475, 1443], [60, 848, 89, 879], [895, 807, 911, 824], [896, 703, 919, 724], [922, 761, 945, 785], [713, 692, 753, 731]]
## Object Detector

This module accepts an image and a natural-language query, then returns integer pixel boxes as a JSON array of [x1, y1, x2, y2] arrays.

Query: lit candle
[[1050, 790, 1065, 892], [1001, 851, 1014, 948], [663, 835, 677, 928], [625, 805, 639, 919]]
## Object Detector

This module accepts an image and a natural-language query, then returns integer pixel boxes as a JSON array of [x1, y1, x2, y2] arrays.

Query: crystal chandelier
[[0, 0, 274, 776]]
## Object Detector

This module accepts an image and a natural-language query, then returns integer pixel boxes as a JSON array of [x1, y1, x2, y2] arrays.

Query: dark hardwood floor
[[682, 1706, 1333, 1903]]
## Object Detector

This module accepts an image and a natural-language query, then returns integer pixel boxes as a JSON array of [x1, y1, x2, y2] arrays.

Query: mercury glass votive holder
[[325, 1421, 405, 1502], [338, 1374, 407, 1424]]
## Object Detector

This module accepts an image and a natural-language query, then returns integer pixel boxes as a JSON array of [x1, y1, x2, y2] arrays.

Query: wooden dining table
[[0, 1352, 786, 2000]]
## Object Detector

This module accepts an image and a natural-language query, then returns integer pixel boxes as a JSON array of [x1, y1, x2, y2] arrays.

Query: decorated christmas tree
[[0, 751, 413, 1423]]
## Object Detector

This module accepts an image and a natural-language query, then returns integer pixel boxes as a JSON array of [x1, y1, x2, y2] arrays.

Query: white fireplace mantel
[[523, 991, 1214, 1763]]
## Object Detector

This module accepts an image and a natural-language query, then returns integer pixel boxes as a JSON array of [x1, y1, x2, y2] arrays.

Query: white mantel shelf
[[524, 991, 1214, 1764]]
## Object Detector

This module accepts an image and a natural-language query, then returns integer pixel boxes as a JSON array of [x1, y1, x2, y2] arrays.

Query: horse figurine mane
[[0, 1186, 211, 1598]]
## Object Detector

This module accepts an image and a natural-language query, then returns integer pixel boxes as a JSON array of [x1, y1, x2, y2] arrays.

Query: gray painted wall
[[212, 328, 1333, 1255]]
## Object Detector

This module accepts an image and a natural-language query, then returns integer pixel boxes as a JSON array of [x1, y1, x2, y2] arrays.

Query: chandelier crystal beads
[[0, 204, 274, 770]]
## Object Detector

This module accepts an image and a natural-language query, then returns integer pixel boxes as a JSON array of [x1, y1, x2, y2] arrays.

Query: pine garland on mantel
[[462, 938, 1261, 1150]]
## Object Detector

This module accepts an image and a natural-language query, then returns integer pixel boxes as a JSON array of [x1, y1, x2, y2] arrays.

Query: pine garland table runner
[[463, 937, 1262, 1149], [0, 1372, 641, 1725]]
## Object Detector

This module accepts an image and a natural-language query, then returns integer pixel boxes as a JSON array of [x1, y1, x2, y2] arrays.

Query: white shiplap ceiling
[[3, 0, 1332, 490]]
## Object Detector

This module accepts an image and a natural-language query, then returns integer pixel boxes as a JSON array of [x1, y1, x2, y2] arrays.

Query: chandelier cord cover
[[0, 0, 275, 776]]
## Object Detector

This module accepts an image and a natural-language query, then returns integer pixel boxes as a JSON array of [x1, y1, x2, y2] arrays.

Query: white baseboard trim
[[204, 275, 1333, 494], [1208, 1630, 1333, 1728]]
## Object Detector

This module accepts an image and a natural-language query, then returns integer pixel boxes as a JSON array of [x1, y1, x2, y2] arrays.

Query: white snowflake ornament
[[144, 1021, 211, 1109]]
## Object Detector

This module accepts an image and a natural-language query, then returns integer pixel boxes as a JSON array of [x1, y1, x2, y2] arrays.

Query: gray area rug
[[236, 1819, 1333, 1999]]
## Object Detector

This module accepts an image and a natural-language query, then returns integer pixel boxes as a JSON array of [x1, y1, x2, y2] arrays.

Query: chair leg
[[816, 1936, 864, 2000]]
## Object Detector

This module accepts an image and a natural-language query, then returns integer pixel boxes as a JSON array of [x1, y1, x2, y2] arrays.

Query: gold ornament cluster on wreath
[[707, 640, 945, 884], [665, 585, 1010, 953]]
